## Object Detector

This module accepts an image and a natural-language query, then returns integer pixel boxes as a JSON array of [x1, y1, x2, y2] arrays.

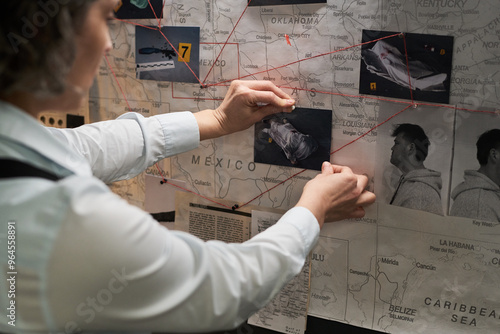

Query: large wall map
[[88, 1, 500, 333]]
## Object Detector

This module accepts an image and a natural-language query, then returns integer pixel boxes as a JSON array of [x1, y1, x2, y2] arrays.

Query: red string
[[157, 29, 203, 85], [202, 0, 253, 84], [240, 168, 309, 208], [277, 85, 415, 106], [331, 104, 413, 155], [113, 18, 157, 30], [402, 33, 414, 103], [162, 0, 167, 17], [200, 43, 241, 84], [205, 33, 402, 88], [171, 43, 239, 101], [148, 0, 162, 29]]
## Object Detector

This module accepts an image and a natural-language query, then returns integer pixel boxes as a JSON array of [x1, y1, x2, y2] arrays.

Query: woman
[[0, 0, 375, 332]]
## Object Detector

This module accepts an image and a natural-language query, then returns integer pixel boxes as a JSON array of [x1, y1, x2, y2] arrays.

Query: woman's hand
[[194, 80, 295, 141], [296, 162, 376, 227]]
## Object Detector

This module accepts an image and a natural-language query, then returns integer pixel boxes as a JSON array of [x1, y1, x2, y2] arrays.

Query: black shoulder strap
[[0, 159, 62, 181]]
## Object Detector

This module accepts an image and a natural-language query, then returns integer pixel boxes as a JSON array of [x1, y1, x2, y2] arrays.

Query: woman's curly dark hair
[[0, 0, 97, 98]]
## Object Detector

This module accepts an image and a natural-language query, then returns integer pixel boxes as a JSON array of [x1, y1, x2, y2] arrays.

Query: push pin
[[160, 179, 168, 185], [399, 32, 405, 38], [232, 204, 240, 211], [200, 84, 208, 89], [412, 104, 418, 109]]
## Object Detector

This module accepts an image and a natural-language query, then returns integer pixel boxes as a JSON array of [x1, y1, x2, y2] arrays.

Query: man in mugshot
[[450, 129, 500, 222], [389, 123, 443, 215]]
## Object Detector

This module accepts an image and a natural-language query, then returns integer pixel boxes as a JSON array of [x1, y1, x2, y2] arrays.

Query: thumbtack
[[412, 104, 418, 109], [200, 84, 208, 89], [232, 204, 240, 211], [399, 32, 405, 38], [160, 179, 168, 185]]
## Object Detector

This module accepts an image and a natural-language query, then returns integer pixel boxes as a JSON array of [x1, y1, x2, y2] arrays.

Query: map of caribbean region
[[87, 0, 500, 333]]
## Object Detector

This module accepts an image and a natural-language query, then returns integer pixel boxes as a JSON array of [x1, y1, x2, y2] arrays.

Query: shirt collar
[[0, 100, 92, 176]]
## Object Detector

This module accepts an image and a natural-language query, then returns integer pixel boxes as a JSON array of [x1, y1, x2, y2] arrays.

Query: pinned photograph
[[249, 0, 326, 5], [114, 0, 164, 20], [136, 26, 200, 83], [359, 30, 454, 104], [374, 102, 454, 216], [254, 108, 332, 171], [449, 110, 500, 222]]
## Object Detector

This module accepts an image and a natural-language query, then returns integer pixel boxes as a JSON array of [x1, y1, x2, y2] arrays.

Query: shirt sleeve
[[47, 112, 200, 183], [46, 177, 319, 332]]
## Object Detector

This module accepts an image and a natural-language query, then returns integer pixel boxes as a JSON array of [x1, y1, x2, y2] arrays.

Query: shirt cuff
[[278, 206, 320, 255], [154, 112, 200, 157]]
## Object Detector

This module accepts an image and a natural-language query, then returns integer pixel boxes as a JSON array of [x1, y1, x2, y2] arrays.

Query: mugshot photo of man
[[388, 123, 443, 215], [450, 129, 500, 222], [374, 103, 453, 217]]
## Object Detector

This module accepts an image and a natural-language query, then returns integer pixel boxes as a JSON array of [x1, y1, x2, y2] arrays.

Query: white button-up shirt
[[0, 101, 319, 333]]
